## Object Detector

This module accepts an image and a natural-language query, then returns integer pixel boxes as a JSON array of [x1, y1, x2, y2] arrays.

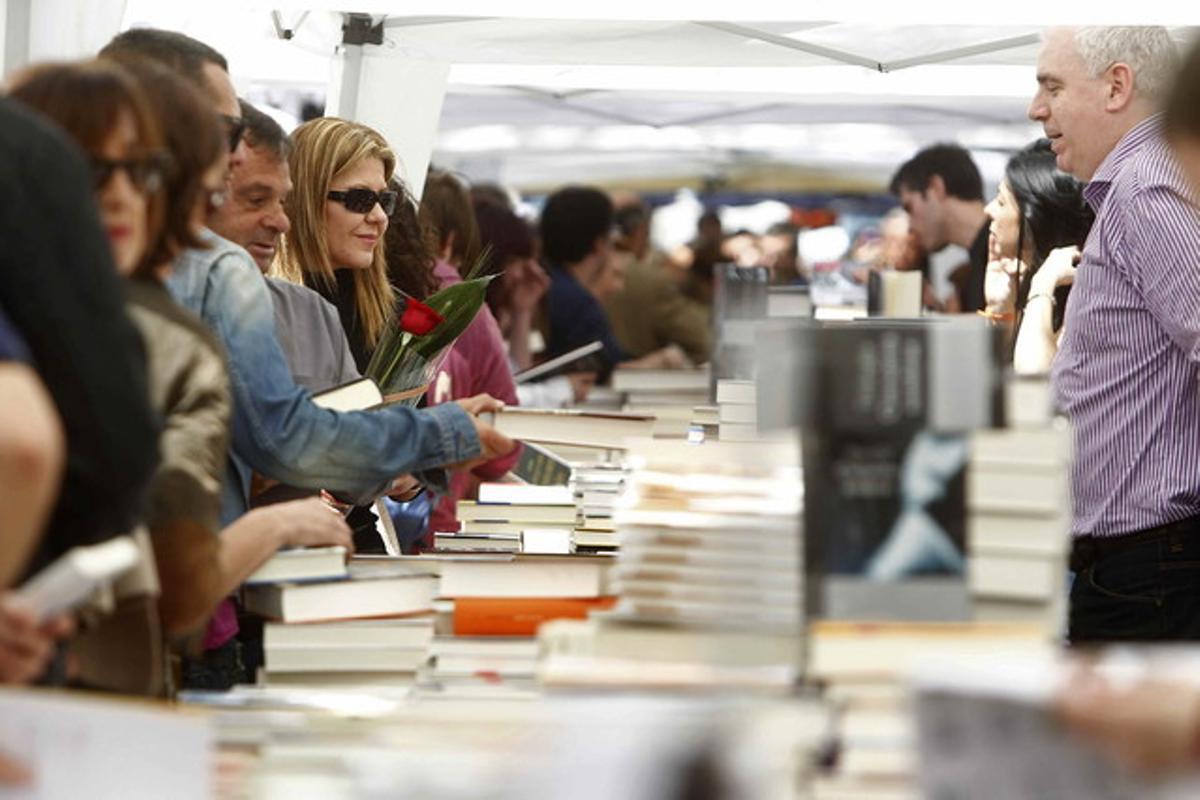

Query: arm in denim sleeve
[[198, 248, 481, 502], [1125, 185, 1200, 363]]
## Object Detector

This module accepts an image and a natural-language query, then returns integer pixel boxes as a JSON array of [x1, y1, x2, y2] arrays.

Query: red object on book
[[453, 596, 617, 637], [397, 296, 443, 335]]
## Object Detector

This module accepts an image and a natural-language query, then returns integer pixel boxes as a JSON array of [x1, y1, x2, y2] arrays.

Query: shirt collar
[[1083, 114, 1163, 210]]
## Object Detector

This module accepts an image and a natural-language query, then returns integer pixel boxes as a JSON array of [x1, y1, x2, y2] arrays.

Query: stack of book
[[436, 483, 578, 556], [242, 551, 438, 688], [571, 462, 631, 550], [427, 553, 618, 693], [716, 379, 758, 441], [539, 437, 803, 690], [610, 367, 711, 409], [966, 378, 1071, 634], [808, 620, 1046, 799]]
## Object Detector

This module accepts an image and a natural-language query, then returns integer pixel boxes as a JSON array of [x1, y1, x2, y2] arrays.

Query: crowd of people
[[2, 21, 1200, 784]]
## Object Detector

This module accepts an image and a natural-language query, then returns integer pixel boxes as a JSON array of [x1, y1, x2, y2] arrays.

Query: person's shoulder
[[1123, 128, 1195, 202], [265, 276, 341, 319], [127, 279, 224, 357], [178, 229, 259, 273]]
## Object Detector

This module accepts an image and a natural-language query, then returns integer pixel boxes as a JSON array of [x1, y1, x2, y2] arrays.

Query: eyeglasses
[[327, 188, 397, 216], [89, 154, 168, 194], [220, 114, 245, 154]]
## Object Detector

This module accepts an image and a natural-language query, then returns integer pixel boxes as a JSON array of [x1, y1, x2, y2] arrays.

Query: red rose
[[397, 297, 443, 335]]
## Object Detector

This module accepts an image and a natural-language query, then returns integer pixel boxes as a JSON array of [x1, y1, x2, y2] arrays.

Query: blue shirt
[[1052, 116, 1200, 536], [545, 264, 626, 373], [166, 230, 481, 524]]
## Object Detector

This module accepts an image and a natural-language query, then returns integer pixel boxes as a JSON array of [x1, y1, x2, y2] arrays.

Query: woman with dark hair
[[983, 138, 1094, 374], [12, 59, 351, 693]]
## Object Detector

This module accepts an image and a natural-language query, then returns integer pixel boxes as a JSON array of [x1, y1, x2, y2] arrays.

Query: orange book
[[453, 596, 617, 637]]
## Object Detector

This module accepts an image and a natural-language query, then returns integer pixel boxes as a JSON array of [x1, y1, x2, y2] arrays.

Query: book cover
[[453, 596, 617, 636]]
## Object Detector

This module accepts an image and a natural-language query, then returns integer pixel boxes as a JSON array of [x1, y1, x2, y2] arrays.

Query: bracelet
[[1027, 293, 1056, 308]]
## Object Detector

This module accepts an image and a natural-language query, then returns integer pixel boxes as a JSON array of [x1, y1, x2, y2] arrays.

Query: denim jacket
[[166, 230, 481, 524]]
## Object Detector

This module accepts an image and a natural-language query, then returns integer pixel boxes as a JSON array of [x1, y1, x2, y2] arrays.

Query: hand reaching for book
[[269, 497, 354, 553], [455, 393, 506, 417], [566, 371, 596, 403], [0, 594, 72, 684]]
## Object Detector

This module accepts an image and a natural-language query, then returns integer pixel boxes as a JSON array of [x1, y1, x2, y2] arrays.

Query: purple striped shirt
[[1053, 115, 1200, 537]]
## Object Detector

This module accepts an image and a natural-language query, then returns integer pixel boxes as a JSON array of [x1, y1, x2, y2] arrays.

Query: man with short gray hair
[[1030, 27, 1200, 642]]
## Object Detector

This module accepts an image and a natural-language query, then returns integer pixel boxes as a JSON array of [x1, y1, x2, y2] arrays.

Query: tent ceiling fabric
[[117, 2, 1199, 189]]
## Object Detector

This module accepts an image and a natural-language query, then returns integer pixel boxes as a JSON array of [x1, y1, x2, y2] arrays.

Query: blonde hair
[[276, 117, 396, 349]]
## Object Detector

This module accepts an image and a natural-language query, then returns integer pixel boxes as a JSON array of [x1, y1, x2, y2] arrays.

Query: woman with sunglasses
[[11, 60, 352, 693], [276, 117, 401, 371]]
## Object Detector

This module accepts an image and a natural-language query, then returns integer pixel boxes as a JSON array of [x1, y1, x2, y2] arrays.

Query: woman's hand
[[387, 474, 424, 502], [270, 497, 354, 553], [1030, 246, 1080, 297], [984, 257, 1022, 315], [507, 259, 550, 315]]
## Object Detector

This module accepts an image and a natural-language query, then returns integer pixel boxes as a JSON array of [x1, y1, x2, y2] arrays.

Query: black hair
[[539, 186, 613, 266], [238, 99, 290, 162], [101, 28, 228, 89], [889, 143, 984, 202], [1005, 138, 1094, 331]]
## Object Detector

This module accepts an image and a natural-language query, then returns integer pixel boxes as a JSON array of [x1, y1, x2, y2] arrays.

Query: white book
[[245, 546, 348, 585], [431, 637, 540, 658], [242, 564, 437, 623], [968, 554, 1062, 602], [0, 688, 211, 800], [265, 644, 429, 674], [15, 536, 140, 621], [476, 482, 575, 506], [521, 527, 574, 555], [611, 368, 710, 394], [480, 407, 655, 451], [967, 467, 1067, 515], [457, 501, 578, 525], [967, 513, 1068, 557], [264, 617, 434, 650], [311, 377, 383, 412], [717, 403, 757, 424], [715, 380, 756, 405], [969, 427, 1071, 469], [438, 555, 613, 598]]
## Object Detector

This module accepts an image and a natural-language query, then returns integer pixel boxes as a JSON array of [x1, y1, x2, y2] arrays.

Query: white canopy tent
[[3, 1, 1197, 192]]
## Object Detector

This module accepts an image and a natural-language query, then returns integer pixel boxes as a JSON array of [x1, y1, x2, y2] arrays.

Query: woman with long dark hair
[[984, 139, 1094, 374]]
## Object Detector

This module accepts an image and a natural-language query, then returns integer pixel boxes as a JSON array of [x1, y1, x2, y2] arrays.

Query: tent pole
[[882, 33, 1042, 71], [694, 21, 881, 70], [326, 13, 449, 200]]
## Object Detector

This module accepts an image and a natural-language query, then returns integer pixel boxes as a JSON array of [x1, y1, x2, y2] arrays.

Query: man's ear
[[1105, 62, 1136, 113], [926, 174, 947, 201]]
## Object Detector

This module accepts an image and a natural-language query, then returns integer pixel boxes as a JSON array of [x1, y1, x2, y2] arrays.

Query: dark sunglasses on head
[[220, 114, 245, 153], [327, 188, 397, 215], [89, 153, 168, 194]]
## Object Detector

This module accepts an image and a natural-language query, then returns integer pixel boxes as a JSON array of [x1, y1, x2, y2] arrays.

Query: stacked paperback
[[242, 549, 438, 687], [716, 379, 758, 442], [966, 377, 1071, 634], [539, 437, 803, 690]]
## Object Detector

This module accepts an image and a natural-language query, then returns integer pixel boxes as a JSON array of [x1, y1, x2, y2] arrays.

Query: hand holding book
[[0, 593, 73, 684]]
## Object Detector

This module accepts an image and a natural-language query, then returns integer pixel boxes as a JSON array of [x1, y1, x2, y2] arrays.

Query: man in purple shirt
[[1030, 27, 1200, 642]]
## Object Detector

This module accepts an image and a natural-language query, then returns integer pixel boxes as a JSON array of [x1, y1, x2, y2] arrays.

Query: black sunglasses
[[89, 154, 168, 194], [220, 114, 245, 153], [327, 188, 397, 215]]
